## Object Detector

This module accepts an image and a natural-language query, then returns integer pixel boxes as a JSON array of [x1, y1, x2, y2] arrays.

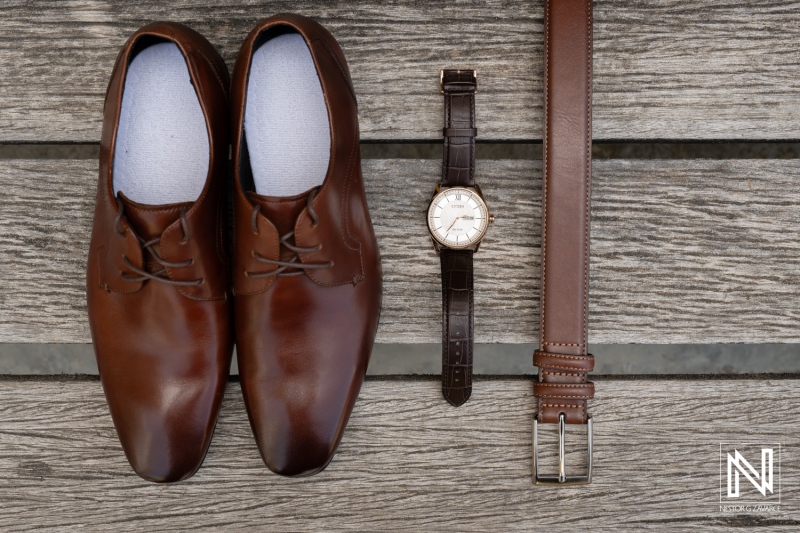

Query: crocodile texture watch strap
[[534, 0, 595, 424], [440, 248, 474, 406], [439, 69, 477, 406], [441, 69, 476, 188]]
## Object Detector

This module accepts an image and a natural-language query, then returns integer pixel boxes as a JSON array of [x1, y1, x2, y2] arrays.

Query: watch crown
[[489, 214, 496, 223]]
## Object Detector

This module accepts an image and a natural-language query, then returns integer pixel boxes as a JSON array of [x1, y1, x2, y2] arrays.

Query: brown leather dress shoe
[[231, 14, 382, 476], [86, 22, 232, 483]]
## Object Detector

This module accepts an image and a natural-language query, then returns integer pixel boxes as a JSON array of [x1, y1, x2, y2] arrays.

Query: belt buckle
[[532, 413, 592, 485]]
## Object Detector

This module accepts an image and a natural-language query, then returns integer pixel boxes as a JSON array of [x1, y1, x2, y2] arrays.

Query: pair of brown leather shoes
[[87, 14, 382, 483]]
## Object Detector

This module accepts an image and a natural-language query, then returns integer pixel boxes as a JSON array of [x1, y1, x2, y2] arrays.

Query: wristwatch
[[427, 69, 493, 407]]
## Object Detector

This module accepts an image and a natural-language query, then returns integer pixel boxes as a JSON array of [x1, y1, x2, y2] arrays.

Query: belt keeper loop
[[533, 382, 595, 400], [533, 350, 594, 372]]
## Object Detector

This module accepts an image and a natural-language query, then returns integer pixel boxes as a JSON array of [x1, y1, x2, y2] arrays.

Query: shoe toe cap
[[103, 374, 224, 483], [260, 431, 336, 477], [244, 372, 362, 477], [122, 419, 212, 483]]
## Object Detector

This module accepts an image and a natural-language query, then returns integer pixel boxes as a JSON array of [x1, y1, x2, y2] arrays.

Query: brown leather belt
[[533, 0, 594, 485]]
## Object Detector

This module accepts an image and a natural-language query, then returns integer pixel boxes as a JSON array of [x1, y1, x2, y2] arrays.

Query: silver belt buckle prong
[[533, 413, 592, 485]]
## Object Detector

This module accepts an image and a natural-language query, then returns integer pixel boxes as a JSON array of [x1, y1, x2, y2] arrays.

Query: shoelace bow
[[246, 187, 333, 278], [114, 197, 203, 287]]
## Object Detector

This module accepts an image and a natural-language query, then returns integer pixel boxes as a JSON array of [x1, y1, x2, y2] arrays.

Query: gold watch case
[[426, 183, 494, 253]]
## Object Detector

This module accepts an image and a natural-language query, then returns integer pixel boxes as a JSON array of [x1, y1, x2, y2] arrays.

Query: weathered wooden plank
[[1, 1, 800, 142], [1, 158, 799, 344], [0, 377, 796, 530]]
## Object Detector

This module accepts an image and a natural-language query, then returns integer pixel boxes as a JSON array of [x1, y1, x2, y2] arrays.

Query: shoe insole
[[113, 42, 209, 205], [244, 32, 331, 197]]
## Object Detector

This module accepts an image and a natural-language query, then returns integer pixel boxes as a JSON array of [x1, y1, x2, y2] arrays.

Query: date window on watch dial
[[427, 186, 490, 249]]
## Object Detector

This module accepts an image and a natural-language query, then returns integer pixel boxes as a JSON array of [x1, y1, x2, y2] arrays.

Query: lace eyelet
[[316, 244, 322, 251]]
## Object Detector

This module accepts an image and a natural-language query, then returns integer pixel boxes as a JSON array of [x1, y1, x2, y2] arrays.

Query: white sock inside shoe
[[244, 32, 331, 197], [113, 42, 209, 205]]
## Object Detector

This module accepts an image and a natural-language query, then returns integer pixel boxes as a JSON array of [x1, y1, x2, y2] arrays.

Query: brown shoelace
[[114, 197, 203, 287], [246, 187, 333, 278]]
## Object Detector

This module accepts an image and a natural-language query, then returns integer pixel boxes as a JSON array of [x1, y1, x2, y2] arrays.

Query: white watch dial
[[427, 187, 489, 249]]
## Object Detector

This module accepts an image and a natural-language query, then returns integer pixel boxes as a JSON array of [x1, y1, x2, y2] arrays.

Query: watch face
[[427, 187, 489, 249]]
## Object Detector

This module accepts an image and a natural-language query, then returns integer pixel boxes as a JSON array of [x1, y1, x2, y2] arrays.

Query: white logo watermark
[[727, 448, 773, 497], [719, 443, 781, 512]]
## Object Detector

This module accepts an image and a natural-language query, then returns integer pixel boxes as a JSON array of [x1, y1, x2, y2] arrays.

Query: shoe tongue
[[117, 192, 193, 241], [247, 190, 310, 236]]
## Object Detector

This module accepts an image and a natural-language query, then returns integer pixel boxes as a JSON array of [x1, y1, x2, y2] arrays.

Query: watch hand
[[446, 216, 463, 232]]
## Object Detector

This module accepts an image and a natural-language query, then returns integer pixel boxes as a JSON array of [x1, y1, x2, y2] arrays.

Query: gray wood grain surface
[[0, 377, 796, 531], [1, 158, 799, 344], [2, 0, 800, 142]]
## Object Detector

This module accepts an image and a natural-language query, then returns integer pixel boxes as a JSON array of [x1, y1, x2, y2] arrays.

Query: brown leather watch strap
[[441, 69, 476, 188], [438, 69, 477, 406], [535, 0, 595, 425], [440, 248, 474, 406]]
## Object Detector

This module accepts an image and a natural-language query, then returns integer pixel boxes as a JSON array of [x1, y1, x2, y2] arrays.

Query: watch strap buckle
[[440, 69, 477, 94]]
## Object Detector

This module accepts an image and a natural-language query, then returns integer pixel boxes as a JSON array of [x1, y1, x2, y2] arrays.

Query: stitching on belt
[[542, 342, 581, 347], [535, 383, 593, 388], [538, 363, 591, 371], [542, 371, 583, 377], [535, 392, 594, 397], [538, 353, 593, 361]]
